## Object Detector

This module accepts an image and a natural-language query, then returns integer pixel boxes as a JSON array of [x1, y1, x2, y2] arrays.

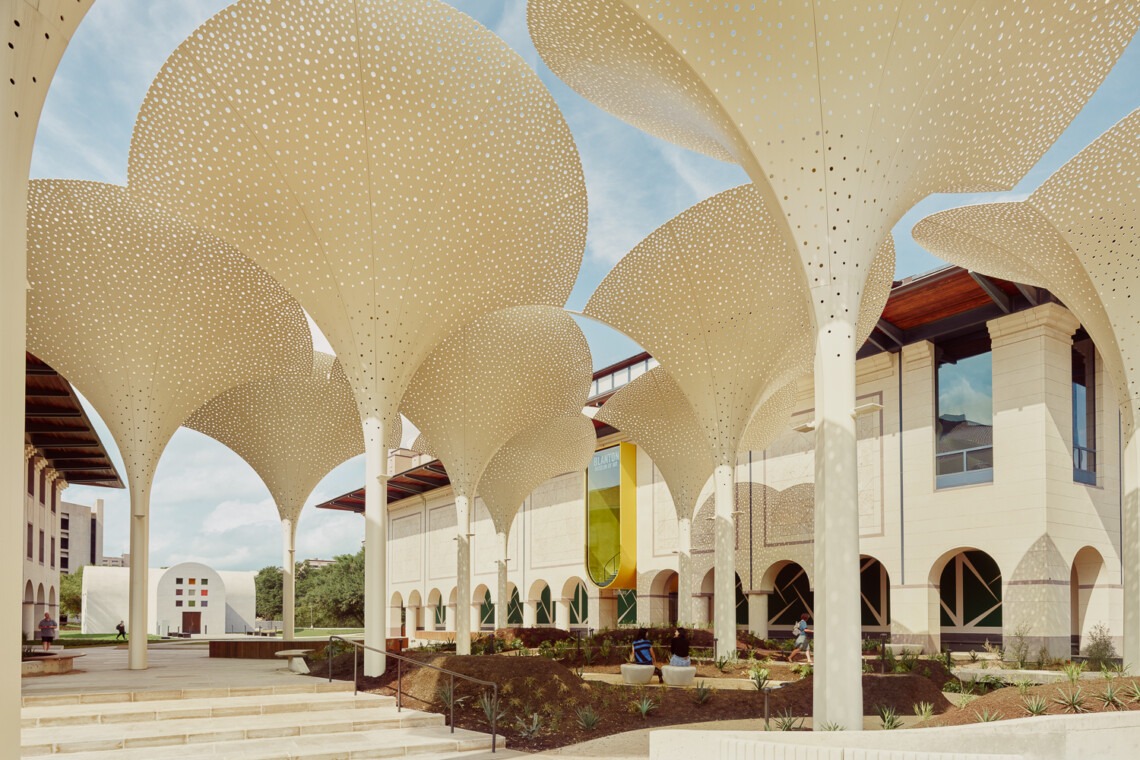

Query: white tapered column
[[282, 517, 297, 640], [128, 476, 152, 670], [495, 529, 509, 631], [455, 493, 472, 655], [812, 318, 863, 730], [363, 416, 388, 675], [677, 516, 693, 625], [713, 463, 736, 660], [1123, 426, 1140, 669]]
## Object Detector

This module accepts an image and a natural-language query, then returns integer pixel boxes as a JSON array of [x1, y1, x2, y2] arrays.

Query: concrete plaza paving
[[21, 642, 318, 700]]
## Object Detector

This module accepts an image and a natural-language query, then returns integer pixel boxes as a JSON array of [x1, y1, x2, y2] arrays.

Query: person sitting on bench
[[630, 628, 663, 683]]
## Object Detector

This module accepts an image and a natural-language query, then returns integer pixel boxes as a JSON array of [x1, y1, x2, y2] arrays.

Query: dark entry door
[[182, 611, 202, 635]]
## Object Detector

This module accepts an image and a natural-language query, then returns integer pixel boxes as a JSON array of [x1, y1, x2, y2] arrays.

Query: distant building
[[100, 554, 130, 568], [23, 353, 123, 639], [82, 561, 256, 636], [59, 499, 104, 575]]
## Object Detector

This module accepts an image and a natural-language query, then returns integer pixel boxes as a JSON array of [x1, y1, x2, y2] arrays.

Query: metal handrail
[[326, 635, 499, 752]]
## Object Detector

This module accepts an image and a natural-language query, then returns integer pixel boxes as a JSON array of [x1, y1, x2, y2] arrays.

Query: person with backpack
[[788, 613, 812, 664]]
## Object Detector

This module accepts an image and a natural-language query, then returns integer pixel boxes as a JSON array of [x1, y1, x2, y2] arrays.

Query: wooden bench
[[274, 648, 314, 674]]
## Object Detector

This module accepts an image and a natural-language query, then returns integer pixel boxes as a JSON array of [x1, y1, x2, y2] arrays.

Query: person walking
[[115, 620, 127, 641], [39, 612, 58, 652], [788, 613, 812, 664]]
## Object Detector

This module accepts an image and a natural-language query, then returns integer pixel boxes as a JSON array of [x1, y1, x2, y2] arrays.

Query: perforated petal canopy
[[400, 306, 593, 498], [585, 184, 813, 464], [531, 0, 1138, 313], [478, 414, 597, 535], [129, 0, 588, 426], [913, 110, 1140, 434], [597, 367, 799, 521], [25, 180, 312, 490], [184, 353, 373, 525]]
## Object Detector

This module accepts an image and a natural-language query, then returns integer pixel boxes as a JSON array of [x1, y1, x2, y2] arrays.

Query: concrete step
[[22, 703, 446, 755], [22, 691, 395, 728], [21, 680, 354, 707], [27, 724, 500, 759]]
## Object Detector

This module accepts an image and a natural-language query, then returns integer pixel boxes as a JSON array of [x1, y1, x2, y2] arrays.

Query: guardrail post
[[397, 657, 402, 711], [763, 686, 771, 730], [450, 673, 455, 733], [491, 685, 498, 753]]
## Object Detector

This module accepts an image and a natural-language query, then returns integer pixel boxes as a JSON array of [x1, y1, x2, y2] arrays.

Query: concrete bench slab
[[22, 652, 85, 677], [661, 665, 696, 686], [620, 663, 655, 685], [273, 649, 314, 675]]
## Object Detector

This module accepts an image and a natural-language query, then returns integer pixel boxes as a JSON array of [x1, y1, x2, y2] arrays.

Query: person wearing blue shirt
[[630, 628, 663, 682]]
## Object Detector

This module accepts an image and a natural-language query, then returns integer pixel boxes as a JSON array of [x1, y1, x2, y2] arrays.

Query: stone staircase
[[21, 681, 507, 759]]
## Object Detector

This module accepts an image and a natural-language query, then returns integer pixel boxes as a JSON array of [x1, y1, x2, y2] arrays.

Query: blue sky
[[38, 1, 1138, 571]]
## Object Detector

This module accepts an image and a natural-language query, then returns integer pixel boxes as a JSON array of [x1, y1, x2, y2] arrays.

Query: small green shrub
[[818, 721, 845, 731], [691, 681, 713, 706], [942, 680, 962, 694], [793, 663, 813, 679], [1005, 624, 1032, 669], [1083, 623, 1118, 671], [1022, 695, 1048, 716], [714, 655, 732, 672], [750, 666, 770, 690], [973, 708, 1003, 723], [1061, 661, 1085, 685], [1014, 679, 1032, 696], [912, 701, 934, 721]]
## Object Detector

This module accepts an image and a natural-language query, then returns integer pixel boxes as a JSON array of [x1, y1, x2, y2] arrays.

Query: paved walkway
[[21, 643, 318, 698]]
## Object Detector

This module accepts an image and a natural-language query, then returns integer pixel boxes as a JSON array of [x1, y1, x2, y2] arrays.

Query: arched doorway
[[648, 569, 678, 625], [389, 591, 404, 637], [1071, 546, 1111, 656], [475, 585, 494, 631], [698, 569, 749, 628], [562, 577, 589, 628], [23, 581, 35, 640], [427, 589, 444, 631], [528, 580, 552, 626], [507, 585, 523, 625], [407, 590, 423, 632], [935, 549, 1002, 649], [860, 555, 891, 634], [766, 562, 813, 633]]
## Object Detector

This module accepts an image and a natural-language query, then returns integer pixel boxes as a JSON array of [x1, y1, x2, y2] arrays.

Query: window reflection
[[936, 341, 993, 488]]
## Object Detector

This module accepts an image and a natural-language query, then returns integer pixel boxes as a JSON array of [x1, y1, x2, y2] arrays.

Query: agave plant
[[691, 681, 713, 706], [878, 705, 903, 730], [575, 705, 600, 731], [515, 712, 544, 739], [750, 666, 771, 691], [974, 708, 1003, 723], [630, 694, 658, 719], [1054, 687, 1087, 713], [1097, 681, 1125, 710], [771, 708, 803, 731], [1022, 695, 1048, 716], [1061, 661, 1085, 685], [912, 701, 934, 721]]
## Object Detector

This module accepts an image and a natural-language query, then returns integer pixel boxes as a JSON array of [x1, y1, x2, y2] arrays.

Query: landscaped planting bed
[[320, 646, 953, 751]]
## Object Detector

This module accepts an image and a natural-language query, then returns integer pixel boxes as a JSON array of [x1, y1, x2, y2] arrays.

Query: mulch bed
[[320, 651, 953, 751], [920, 676, 1140, 727]]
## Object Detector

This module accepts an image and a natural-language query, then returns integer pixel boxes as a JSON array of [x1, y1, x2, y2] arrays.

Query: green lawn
[[56, 633, 162, 648], [293, 628, 363, 638]]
